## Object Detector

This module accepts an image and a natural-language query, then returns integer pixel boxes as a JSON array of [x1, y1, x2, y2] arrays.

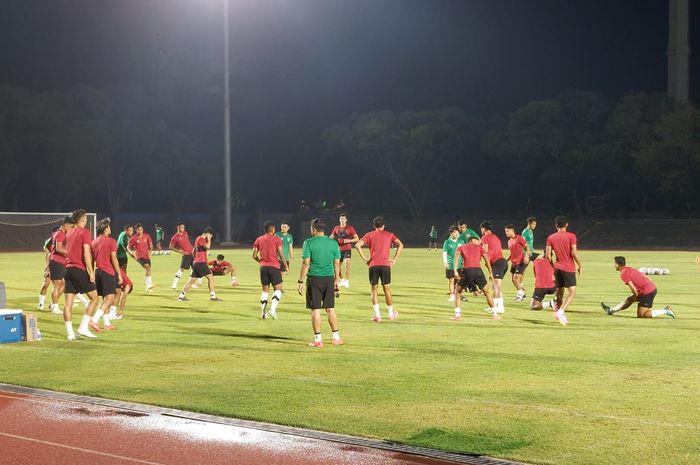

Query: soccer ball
[[638, 267, 647, 274], [661, 268, 670, 275], [164, 250, 171, 255]]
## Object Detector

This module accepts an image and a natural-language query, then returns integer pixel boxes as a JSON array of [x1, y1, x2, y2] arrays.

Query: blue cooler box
[[0, 310, 22, 344]]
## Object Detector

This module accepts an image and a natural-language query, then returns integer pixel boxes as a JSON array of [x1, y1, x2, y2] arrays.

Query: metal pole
[[223, 0, 232, 242]]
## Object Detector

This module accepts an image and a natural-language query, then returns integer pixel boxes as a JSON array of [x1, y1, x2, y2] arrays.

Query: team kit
[[38, 211, 675, 345]]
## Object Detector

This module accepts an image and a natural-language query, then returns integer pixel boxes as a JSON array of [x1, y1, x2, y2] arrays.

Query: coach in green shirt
[[522, 216, 538, 259], [298, 218, 342, 348]]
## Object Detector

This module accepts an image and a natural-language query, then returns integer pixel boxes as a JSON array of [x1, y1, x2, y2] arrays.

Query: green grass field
[[1, 248, 698, 465]]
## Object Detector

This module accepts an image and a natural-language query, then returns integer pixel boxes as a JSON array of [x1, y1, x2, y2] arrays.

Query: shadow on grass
[[405, 427, 530, 456], [191, 328, 296, 342]]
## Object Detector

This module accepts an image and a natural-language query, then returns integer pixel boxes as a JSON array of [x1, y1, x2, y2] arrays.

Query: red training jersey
[[253, 234, 282, 268], [457, 242, 485, 269], [481, 232, 504, 264], [193, 236, 209, 264], [330, 225, 358, 252], [546, 231, 577, 272], [533, 258, 555, 289], [169, 231, 193, 254], [508, 235, 528, 265], [128, 233, 152, 260], [49, 229, 67, 265], [620, 266, 656, 296], [360, 229, 399, 267], [91, 236, 117, 276], [65, 227, 92, 270], [208, 260, 231, 273]]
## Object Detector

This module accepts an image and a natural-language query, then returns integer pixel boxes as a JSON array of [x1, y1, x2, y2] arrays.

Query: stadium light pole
[[223, 0, 233, 243]]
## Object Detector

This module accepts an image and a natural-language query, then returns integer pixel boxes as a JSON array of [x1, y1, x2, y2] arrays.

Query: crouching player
[[452, 236, 496, 320], [178, 227, 221, 302], [530, 254, 558, 311], [208, 254, 238, 286], [601, 256, 675, 319], [112, 271, 132, 321]]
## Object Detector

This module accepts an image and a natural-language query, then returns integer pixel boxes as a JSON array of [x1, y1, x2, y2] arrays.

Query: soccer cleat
[[178, 295, 189, 301], [514, 296, 525, 302], [447, 294, 455, 302], [460, 295, 468, 302], [37, 303, 44, 310], [491, 312, 502, 321], [308, 341, 324, 348], [111, 313, 124, 320], [146, 286, 156, 293], [332, 338, 344, 346], [77, 328, 97, 338], [600, 302, 612, 315], [191, 283, 200, 289], [170, 285, 178, 289], [268, 311, 278, 320], [388, 311, 398, 321], [88, 321, 102, 333], [261, 311, 267, 319], [51, 307, 63, 315], [371, 316, 381, 322], [66, 333, 78, 341], [103, 324, 115, 331], [210, 297, 223, 302], [554, 311, 568, 326], [664, 306, 676, 319], [450, 315, 461, 321]]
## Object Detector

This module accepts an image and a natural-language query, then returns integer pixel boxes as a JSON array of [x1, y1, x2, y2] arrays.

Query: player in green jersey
[[522, 217, 537, 260], [116, 225, 134, 271], [428, 225, 438, 250], [457, 220, 479, 243], [274, 223, 294, 273], [154, 224, 164, 254], [442, 226, 465, 302]]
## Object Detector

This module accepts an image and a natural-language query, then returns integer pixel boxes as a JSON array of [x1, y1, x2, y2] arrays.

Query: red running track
[[0, 388, 491, 465]]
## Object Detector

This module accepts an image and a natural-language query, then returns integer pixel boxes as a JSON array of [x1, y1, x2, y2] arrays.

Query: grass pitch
[[0, 248, 698, 465]]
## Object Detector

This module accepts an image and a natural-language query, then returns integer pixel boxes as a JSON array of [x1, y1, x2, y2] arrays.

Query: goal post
[[0, 212, 97, 252]]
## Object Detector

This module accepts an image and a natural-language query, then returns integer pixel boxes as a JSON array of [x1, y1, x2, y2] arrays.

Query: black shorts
[[638, 289, 657, 308], [340, 250, 352, 261], [532, 287, 557, 302], [260, 266, 283, 286], [212, 270, 226, 276], [137, 258, 151, 268], [369, 266, 391, 285], [48, 261, 66, 280], [510, 262, 528, 275], [306, 276, 336, 309], [491, 258, 508, 279], [529, 252, 540, 261], [180, 254, 194, 270], [457, 268, 487, 293], [554, 269, 577, 288], [95, 269, 117, 297], [117, 256, 128, 268], [445, 269, 457, 279], [64, 267, 96, 295], [191, 262, 212, 279]]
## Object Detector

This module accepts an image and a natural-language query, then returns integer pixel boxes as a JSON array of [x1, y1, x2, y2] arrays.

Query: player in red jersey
[[355, 216, 404, 322], [452, 236, 496, 320], [253, 221, 288, 319], [329, 213, 359, 288], [89, 218, 123, 332], [112, 270, 133, 321], [545, 215, 582, 326], [178, 227, 221, 302], [530, 254, 558, 310], [601, 256, 676, 319], [169, 222, 195, 289], [37, 227, 56, 310], [480, 221, 507, 315], [208, 254, 238, 286], [127, 223, 155, 292], [62, 209, 100, 340], [504, 224, 530, 302], [46, 216, 75, 314]]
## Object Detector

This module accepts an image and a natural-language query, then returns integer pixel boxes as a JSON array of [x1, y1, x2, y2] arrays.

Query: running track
[[0, 384, 524, 465]]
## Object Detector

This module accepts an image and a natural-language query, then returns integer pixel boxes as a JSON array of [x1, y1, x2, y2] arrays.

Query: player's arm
[[355, 240, 370, 264], [523, 242, 530, 264], [56, 240, 68, 257], [169, 237, 182, 254], [390, 238, 404, 265], [345, 233, 359, 245], [297, 258, 310, 295], [443, 250, 450, 269], [571, 244, 582, 274], [110, 250, 123, 285], [545, 244, 554, 266], [626, 281, 639, 300], [83, 244, 95, 283], [483, 254, 494, 280], [277, 245, 288, 270], [289, 244, 294, 261], [453, 253, 460, 274], [252, 246, 261, 262]]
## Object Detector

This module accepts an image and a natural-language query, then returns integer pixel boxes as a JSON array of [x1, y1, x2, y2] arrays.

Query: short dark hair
[[71, 209, 86, 223], [373, 216, 384, 228], [263, 221, 275, 232], [217, 254, 225, 260], [50, 225, 60, 233], [614, 256, 626, 267], [480, 221, 492, 231], [504, 224, 515, 231], [96, 217, 111, 235], [555, 215, 569, 228], [124, 224, 133, 230], [527, 216, 537, 224], [155, 224, 160, 228], [339, 212, 348, 218], [177, 222, 185, 226], [469, 235, 480, 243], [203, 226, 214, 235], [62, 216, 74, 225], [311, 217, 327, 231], [135, 223, 143, 229], [448, 225, 457, 233], [457, 219, 466, 227]]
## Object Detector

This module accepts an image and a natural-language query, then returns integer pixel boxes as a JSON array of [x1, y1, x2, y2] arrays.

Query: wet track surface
[[0, 385, 523, 465]]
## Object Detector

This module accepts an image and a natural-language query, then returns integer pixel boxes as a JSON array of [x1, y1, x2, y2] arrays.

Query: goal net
[[0, 212, 97, 252]]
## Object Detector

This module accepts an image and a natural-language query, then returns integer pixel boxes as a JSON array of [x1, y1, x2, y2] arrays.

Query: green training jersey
[[443, 237, 465, 270], [429, 227, 438, 240], [302, 235, 340, 277], [459, 228, 479, 243], [275, 232, 294, 260], [117, 231, 130, 260], [521, 227, 534, 252], [155, 228, 164, 242]]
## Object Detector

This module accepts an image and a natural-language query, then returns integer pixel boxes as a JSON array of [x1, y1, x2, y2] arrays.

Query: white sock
[[39, 295, 46, 306], [109, 305, 117, 314], [314, 332, 322, 343], [542, 300, 552, 309], [175, 270, 182, 279], [172, 277, 180, 288], [611, 303, 622, 312], [77, 294, 88, 305], [103, 313, 111, 326], [51, 303, 60, 312], [65, 321, 74, 336], [146, 276, 153, 288], [179, 291, 186, 298], [495, 297, 505, 313], [231, 276, 237, 284], [197, 278, 203, 285], [79, 314, 91, 332], [556, 309, 565, 318], [455, 307, 461, 316], [387, 305, 394, 317], [270, 290, 282, 312], [91, 309, 104, 324], [372, 304, 380, 317], [210, 290, 217, 299], [651, 309, 666, 318], [332, 330, 340, 341], [260, 292, 269, 311]]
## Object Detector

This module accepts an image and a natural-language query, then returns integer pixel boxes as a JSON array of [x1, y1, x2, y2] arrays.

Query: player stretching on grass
[[89, 218, 123, 331], [298, 218, 343, 348], [128, 223, 155, 292], [169, 222, 195, 289], [274, 223, 294, 274], [530, 254, 558, 311], [329, 213, 358, 288], [208, 254, 238, 286], [63, 209, 100, 340], [442, 225, 464, 302], [601, 256, 675, 319], [178, 227, 221, 302], [480, 221, 507, 315], [355, 216, 404, 322], [504, 224, 530, 302], [253, 221, 288, 319], [545, 215, 582, 326], [452, 236, 496, 320]]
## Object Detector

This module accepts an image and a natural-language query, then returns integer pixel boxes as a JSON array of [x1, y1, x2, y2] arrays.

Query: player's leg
[[452, 280, 464, 320], [178, 275, 198, 301], [309, 309, 323, 347], [635, 290, 674, 318], [63, 292, 77, 340], [144, 262, 154, 291], [382, 283, 396, 320], [227, 265, 238, 286], [269, 280, 283, 319], [51, 279, 63, 309], [601, 295, 635, 315], [38, 275, 50, 309], [92, 293, 115, 330], [118, 284, 131, 316], [344, 257, 352, 288], [205, 274, 220, 301]]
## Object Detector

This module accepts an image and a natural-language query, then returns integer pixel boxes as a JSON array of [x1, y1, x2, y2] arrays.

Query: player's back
[[482, 233, 503, 262], [533, 258, 555, 288], [546, 231, 577, 271], [254, 234, 281, 268], [362, 230, 397, 266]]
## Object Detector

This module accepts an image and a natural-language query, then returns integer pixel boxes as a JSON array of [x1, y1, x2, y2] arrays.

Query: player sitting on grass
[[452, 236, 496, 320], [208, 254, 238, 286], [601, 256, 675, 319]]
